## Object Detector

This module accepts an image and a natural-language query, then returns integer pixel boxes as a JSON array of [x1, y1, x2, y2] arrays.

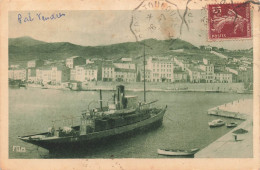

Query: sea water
[[8, 87, 252, 158]]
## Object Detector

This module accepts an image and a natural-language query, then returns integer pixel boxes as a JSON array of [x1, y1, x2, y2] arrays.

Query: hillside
[[9, 37, 253, 64], [8, 37, 197, 63]]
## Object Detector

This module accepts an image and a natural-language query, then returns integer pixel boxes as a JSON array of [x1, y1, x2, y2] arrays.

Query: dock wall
[[208, 107, 248, 120], [83, 82, 245, 92]]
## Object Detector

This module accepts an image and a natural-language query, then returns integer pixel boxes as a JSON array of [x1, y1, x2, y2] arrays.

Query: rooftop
[[115, 68, 136, 73], [37, 63, 68, 71], [188, 67, 204, 72], [214, 70, 231, 74], [102, 63, 115, 68]]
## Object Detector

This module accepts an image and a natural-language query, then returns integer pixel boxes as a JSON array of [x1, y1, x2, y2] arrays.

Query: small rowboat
[[157, 148, 199, 156], [226, 122, 238, 128], [208, 119, 225, 127]]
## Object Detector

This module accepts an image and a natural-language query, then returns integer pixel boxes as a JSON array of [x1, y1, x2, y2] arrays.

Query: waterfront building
[[173, 69, 188, 82], [8, 68, 27, 81], [66, 56, 85, 69], [237, 67, 253, 84], [102, 63, 115, 81], [71, 64, 98, 82], [113, 60, 136, 70], [214, 71, 232, 83], [27, 59, 44, 68], [147, 57, 174, 82], [139, 68, 152, 82], [27, 68, 37, 82], [186, 67, 201, 83], [199, 64, 215, 83], [36, 64, 70, 85], [115, 68, 136, 82]]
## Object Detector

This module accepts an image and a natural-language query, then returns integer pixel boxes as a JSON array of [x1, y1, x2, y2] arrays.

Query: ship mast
[[143, 42, 146, 103]]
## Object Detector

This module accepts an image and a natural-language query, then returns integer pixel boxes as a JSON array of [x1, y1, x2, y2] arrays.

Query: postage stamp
[[208, 3, 251, 40]]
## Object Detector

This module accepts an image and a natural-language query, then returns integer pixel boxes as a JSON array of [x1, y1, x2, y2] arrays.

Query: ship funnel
[[116, 85, 126, 109]]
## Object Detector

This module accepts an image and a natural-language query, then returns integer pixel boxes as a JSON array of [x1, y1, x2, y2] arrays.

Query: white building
[[115, 68, 136, 82], [140, 68, 152, 82], [8, 68, 27, 81], [102, 63, 115, 81], [199, 64, 215, 83], [36, 65, 70, 85], [186, 67, 201, 83], [71, 64, 98, 82], [113, 61, 136, 70], [147, 57, 174, 82], [214, 71, 232, 83]]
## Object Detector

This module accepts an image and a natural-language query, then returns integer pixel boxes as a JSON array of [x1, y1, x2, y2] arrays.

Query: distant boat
[[157, 148, 199, 156], [226, 122, 237, 128], [208, 119, 225, 127]]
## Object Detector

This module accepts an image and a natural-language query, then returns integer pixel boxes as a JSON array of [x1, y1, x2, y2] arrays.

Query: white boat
[[157, 148, 199, 156], [208, 119, 225, 127], [226, 122, 238, 128]]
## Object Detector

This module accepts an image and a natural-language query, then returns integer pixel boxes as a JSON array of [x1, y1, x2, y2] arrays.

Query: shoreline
[[18, 82, 253, 94]]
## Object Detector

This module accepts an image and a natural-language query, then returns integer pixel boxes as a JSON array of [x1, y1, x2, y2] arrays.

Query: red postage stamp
[[208, 3, 251, 40]]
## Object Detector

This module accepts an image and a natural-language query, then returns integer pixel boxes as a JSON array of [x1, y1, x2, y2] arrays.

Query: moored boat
[[18, 85, 167, 151], [157, 148, 199, 156], [226, 122, 237, 128], [208, 119, 225, 127]]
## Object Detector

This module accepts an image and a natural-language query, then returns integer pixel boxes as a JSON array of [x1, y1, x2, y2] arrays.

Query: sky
[[9, 10, 253, 50]]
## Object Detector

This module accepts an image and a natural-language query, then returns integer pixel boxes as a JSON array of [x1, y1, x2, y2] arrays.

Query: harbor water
[[8, 87, 252, 158]]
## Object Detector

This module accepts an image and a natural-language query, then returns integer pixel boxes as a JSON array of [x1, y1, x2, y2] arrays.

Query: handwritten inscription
[[18, 12, 66, 24]]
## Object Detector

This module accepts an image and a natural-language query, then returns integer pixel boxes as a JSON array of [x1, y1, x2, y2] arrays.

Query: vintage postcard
[[0, 0, 259, 169]]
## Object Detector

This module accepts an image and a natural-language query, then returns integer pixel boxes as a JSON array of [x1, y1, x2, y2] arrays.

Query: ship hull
[[19, 108, 166, 151]]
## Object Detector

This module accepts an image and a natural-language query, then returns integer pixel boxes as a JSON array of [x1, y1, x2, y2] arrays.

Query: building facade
[[173, 69, 188, 82], [214, 71, 232, 83], [71, 65, 98, 82], [115, 68, 136, 82], [147, 57, 174, 82], [102, 63, 115, 81], [8, 68, 27, 81], [36, 65, 70, 85]]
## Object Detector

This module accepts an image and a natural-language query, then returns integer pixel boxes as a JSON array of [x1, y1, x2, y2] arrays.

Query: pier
[[208, 99, 252, 120], [195, 99, 253, 158]]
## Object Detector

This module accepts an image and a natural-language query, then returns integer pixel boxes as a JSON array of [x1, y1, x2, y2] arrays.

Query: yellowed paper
[[1, 0, 260, 169]]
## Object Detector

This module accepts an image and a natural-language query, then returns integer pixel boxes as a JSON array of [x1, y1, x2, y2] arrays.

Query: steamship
[[18, 44, 167, 152]]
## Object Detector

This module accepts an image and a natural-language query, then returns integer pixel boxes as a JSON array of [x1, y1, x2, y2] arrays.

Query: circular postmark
[[130, 0, 183, 42]]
